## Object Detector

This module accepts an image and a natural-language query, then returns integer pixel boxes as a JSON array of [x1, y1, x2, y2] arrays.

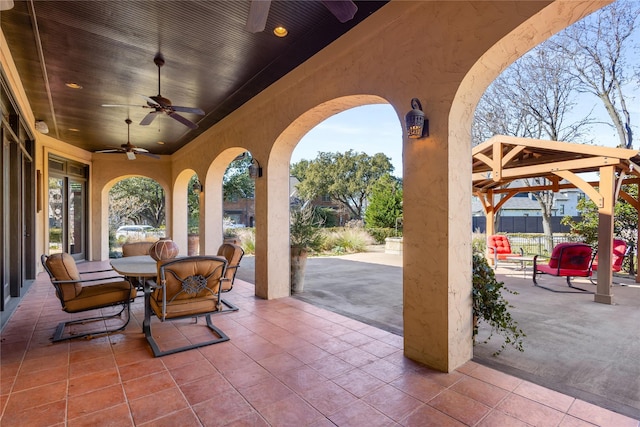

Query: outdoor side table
[[505, 255, 536, 278]]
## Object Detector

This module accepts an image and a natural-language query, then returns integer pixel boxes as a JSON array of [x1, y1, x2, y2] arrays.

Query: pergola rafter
[[472, 135, 640, 304]]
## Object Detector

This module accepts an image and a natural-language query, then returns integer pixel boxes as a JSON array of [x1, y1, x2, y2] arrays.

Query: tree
[[561, 185, 638, 274], [364, 174, 403, 229], [550, 0, 640, 149], [187, 174, 201, 233], [223, 155, 254, 201], [110, 177, 165, 228], [473, 41, 592, 247], [293, 150, 394, 219], [290, 159, 310, 182]]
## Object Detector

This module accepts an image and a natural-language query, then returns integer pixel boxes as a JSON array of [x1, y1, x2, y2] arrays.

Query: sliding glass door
[[48, 156, 88, 261]]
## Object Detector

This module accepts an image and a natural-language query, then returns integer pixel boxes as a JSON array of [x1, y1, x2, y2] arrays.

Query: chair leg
[[566, 276, 594, 293], [218, 298, 240, 313], [532, 274, 593, 294], [144, 314, 230, 357], [52, 301, 132, 342]]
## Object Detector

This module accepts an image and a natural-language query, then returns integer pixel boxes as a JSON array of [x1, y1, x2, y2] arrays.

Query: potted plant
[[472, 253, 525, 355], [188, 226, 200, 256], [290, 203, 324, 293]]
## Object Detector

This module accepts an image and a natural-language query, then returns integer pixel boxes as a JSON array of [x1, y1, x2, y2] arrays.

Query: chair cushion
[[547, 243, 591, 269], [538, 243, 592, 277], [592, 239, 627, 272], [536, 264, 592, 278], [45, 253, 82, 301], [217, 243, 244, 291], [150, 296, 218, 319], [64, 280, 135, 313], [150, 257, 227, 319], [488, 235, 512, 255]]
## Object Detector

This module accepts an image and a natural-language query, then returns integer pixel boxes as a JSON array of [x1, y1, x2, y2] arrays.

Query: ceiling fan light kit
[[95, 118, 160, 160]]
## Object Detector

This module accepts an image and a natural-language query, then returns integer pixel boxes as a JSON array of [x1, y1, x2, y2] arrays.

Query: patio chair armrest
[[52, 275, 126, 285], [80, 268, 118, 275]]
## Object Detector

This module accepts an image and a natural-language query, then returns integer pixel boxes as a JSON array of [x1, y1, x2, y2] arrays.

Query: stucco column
[[403, 108, 473, 372], [255, 156, 290, 300]]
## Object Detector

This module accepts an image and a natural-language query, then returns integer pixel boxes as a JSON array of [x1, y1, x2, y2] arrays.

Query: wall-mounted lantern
[[405, 98, 429, 139]]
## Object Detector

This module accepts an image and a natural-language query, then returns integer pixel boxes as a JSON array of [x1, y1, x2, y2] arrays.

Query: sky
[[290, 5, 640, 178], [291, 104, 404, 177]]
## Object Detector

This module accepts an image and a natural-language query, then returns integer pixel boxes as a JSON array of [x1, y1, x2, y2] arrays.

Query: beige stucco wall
[[2, 0, 612, 372]]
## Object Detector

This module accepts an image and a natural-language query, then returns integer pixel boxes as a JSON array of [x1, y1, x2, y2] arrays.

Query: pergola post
[[595, 165, 615, 304], [484, 191, 496, 265]]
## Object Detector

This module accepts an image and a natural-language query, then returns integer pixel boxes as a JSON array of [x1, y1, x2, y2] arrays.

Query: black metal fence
[[472, 216, 580, 234]]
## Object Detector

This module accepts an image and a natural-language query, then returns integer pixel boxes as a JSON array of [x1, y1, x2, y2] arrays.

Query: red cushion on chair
[[488, 235, 512, 255], [592, 239, 627, 272], [536, 264, 592, 277], [538, 243, 593, 276]]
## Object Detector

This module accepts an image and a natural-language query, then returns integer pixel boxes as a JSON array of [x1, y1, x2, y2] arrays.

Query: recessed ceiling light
[[157, 141, 165, 145], [65, 82, 83, 89], [273, 26, 288, 37], [68, 128, 80, 132]]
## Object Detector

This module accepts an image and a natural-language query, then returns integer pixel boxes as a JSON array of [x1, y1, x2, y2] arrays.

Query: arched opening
[[262, 94, 398, 300], [105, 176, 167, 257], [466, 2, 640, 414], [287, 104, 404, 334]]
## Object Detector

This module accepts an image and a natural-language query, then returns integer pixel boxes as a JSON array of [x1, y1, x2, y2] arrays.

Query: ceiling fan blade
[[101, 103, 144, 108], [140, 111, 159, 126], [126, 151, 136, 160], [138, 152, 161, 160], [140, 94, 161, 108], [133, 147, 149, 153], [321, 0, 357, 23], [95, 148, 122, 153], [172, 105, 205, 115], [168, 112, 198, 129], [246, 0, 271, 33]]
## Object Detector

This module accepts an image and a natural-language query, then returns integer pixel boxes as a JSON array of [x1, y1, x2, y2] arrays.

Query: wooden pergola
[[472, 135, 640, 304]]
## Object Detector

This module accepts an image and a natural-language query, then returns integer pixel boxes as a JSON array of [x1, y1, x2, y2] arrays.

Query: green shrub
[[472, 230, 486, 254], [235, 228, 255, 255], [314, 207, 339, 228], [321, 227, 373, 253], [366, 227, 397, 244]]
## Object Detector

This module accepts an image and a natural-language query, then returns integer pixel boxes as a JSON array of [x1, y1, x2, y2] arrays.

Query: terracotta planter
[[290, 246, 308, 294], [188, 234, 199, 256], [224, 237, 241, 246]]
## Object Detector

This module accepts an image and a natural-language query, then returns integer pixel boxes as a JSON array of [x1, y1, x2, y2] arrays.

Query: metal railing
[[507, 234, 584, 257]]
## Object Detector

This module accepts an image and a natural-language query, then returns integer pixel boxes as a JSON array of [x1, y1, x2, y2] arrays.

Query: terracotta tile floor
[[1, 263, 638, 427]]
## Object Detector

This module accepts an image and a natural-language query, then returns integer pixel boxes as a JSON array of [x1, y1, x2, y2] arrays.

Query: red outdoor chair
[[590, 239, 628, 284], [533, 242, 595, 293], [487, 235, 522, 268]]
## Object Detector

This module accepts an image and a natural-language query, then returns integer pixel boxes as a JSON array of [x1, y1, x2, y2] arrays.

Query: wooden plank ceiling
[[0, 1, 386, 156]]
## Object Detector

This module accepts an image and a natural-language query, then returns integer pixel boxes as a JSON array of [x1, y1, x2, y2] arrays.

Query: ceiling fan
[[102, 53, 205, 129], [246, 0, 358, 33], [95, 119, 160, 160]]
